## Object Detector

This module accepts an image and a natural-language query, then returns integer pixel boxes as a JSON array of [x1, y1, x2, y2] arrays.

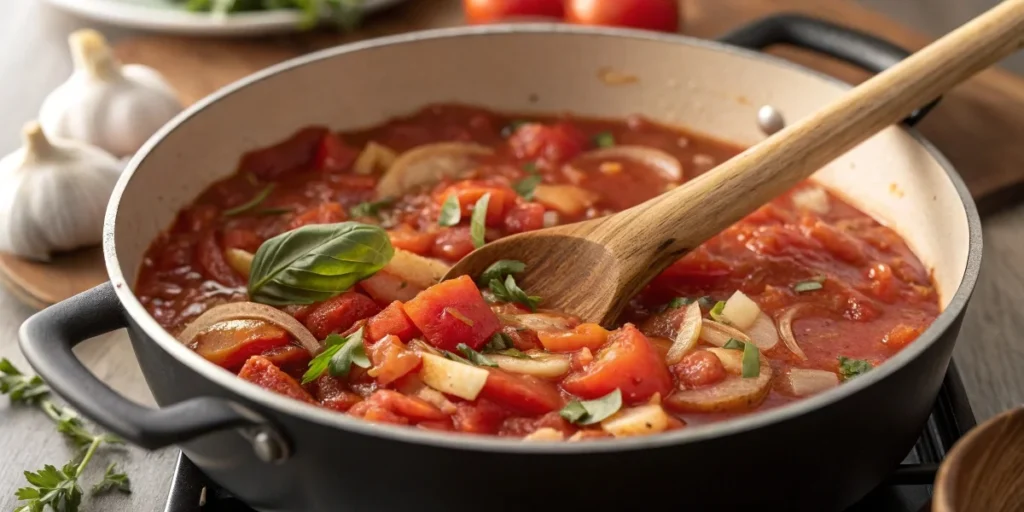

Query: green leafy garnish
[[248, 222, 394, 306], [667, 297, 690, 309], [488, 275, 542, 311], [471, 193, 491, 248], [438, 195, 462, 227], [91, 463, 131, 495], [479, 259, 526, 286], [723, 338, 746, 350], [592, 132, 616, 148], [793, 275, 826, 293], [180, 0, 365, 31], [495, 348, 530, 359], [301, 328, 370, 384], [559, 389, 623, 425], [443, 350, 473, 365], [223, 184, 275, 217], [1, 358, 49, 403], [838, 356, 873, 381], [483, 332, 515, 352], [513, 174, 542, 200], [350, 197, 394, 219], [709, 300, 727, 322], [522, 162, 538, 173], [16, 463, 83, 512], [742, 342, 760, 378], [457, 344, 498, 367]]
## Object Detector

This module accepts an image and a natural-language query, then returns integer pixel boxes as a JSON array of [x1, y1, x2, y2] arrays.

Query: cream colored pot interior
[[113, 28, 969, 307]]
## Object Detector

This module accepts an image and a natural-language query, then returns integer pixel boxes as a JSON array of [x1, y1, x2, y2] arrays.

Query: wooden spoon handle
[[597, 0, 1024, 280]]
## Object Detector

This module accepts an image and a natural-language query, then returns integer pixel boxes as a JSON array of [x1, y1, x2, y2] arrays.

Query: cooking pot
[[19, 15, 982, 511]]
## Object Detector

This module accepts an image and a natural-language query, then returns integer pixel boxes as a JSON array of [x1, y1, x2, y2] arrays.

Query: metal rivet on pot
[[757, 105, 786, 135], [251, 429, 289, 464]]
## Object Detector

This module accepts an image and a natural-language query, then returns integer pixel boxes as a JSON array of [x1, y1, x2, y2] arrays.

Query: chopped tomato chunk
[[260, 344, 312, 375], [431, 226, 476, 261], [313, 132, 359, 173], [501, 324, 541, 351], [508, 122, 587, 165], [287, 202, 347, 231], [882, 323, 924, 350], [314, 375, 363, 412], [196, 230, 243, 287], [671, 350, 728, 389], [504, 202, 546, 234], [538, 323, 609, 352], [366, 389, 448, 422], [193, 319, 291, 371], [480, 368, 564, 415], [349, 401, 409, 425], [452, 399, 508, 435], [388, 226, 436, 255], [239, 126, 327, 180], [238, 355, 316, 404], [367, 335, 422, 386], [366, 301, 420, 343], [403, 275, 501, 351], [221, 228, 263, 253], [438, 181, 517, 225], [304, 292, 381, 340], [561, 324, 673, 404], [500, 411, 575, 437]]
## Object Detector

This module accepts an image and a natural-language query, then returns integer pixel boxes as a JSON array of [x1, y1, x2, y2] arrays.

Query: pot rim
[[104, 23, 983, 454]]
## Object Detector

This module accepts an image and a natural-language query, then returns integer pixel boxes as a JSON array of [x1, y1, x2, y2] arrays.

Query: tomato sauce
[[136, 104, 939, 440]]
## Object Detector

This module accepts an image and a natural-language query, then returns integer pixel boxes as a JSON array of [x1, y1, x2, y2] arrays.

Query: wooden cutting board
[[4, 0, 1024, 310]]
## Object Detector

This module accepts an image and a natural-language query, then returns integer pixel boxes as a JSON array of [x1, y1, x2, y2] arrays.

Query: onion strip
[[176, 301, 320, 354], [698, 319, 751, 347], [666, 303, 701, 364], [778, 304, 811, 360]]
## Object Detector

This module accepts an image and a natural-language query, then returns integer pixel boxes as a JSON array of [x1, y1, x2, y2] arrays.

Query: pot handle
[[19, 282, 288, 460], [718, 14, 940, 126]]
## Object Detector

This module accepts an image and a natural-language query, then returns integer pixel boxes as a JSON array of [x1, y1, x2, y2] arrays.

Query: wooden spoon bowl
[[933, 407, 1024, 512]]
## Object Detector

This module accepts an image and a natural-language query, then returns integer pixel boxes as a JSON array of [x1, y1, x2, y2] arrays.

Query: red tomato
[[500, 411, 575, 437], [671, 350, 727, 389], [366, 335, 422, 386], [366, 301, 420, 343], [196, 230, 244, 287], [260, 344, 312, 376], [463, 0, 564, 24], [508, 122, 588, 166], [366, 389, 448, 422], [238, 126, 328, 180], [304, 292, 381, 340], [221, 228, 263, 253], [438, 181, 517, 226], [565, 0, 680, 32], [314, 375, 364, 412], [238, 355, 316, 404], [313, 132, 359, 173], [538, 323, 609, 352], [452, 399, 509, 434], [561, 323, 673, 403], [503, 202, 546, 234], [387, 226, 436, 255], [193, 319, 292, 371], [479, 368, 564, 415], [431, 226, 476, 261], [403, 275, 501, 351], [287, 202, 348, 231]]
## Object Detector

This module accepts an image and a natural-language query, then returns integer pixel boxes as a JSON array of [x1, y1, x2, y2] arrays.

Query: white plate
[[41, 0, 409, 36]]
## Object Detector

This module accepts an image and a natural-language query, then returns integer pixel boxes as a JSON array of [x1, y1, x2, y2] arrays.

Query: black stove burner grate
[[165, 362, 976, 512]]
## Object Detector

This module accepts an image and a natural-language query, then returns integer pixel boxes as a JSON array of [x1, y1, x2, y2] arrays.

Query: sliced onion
[[407, 338, 442, 357], [664, 354, 773, 413], [705, 347, 743, 375], [224, 248, 254, 279], [778, 304, 811, 360], [746, 313, 780, 351], [577, 146, 683, 180], [782, 368, 839, 397], [523, 427, 566, 442], [600, 404, 671, 437], [358, 271, 421, 304], [490, 353, 570, 380], [791, 186, 831, 214], [532, 184, 599, 216], [665, 303, 701, 364], [721, 290, 760, 331], [382, 249, 450, 290], [419, 353, 489, 401], [376, 142, 492, 197], [699, 319, 751, 347], [502, 313, 573, 333], [352, 141, 398, 175], [176, 301, 319, 354]]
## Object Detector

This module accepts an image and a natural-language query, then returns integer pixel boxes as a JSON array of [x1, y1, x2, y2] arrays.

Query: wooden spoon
[[444, 0, 1024, 326], [932, 407, 1024, 512]]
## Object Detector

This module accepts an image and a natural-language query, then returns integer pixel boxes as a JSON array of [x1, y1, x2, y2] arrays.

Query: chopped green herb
[[722, 338, 746, 350], [223, 184, 275, 217], [443, 350, 473, 366], [479, 259, 526, 287], [457, 343, 498, 367], [522, 162, 538, 173], [91, 463, 131, 495], [697, 296, 715, 309], [793, 279, 825, 293], [254, 207, 294, 216], [438, 195, 462, 227], [245, 172, 260, 186], [484, 332, 515, 352], [741, 342, 760, 378], [301, 328, 370, 384], [592, 132, 616, 148], [495, 348, 530, 359], [488, 275, 542, 311], [350, 197, 394, 219], [710, 300, 727, 322], [471, 193, 491, 248], [502, 120, 528, 138], [838, 356, 873, 381], [513, 174, 543, 200], [0, 358, 49, 403], [667, 297, 691, 309], [559, 389, 622, 425]]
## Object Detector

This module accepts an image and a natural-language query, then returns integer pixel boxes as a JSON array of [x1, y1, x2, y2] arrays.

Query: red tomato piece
[[368, 390, 448, 422], [366, 301, 420, 343], [500, 411, 575, 437], [313, 132, 359, 172], [196, 230, 244, 287], [462, 0, 564, 24], [561, 323, 673, 404], [260, 344, 312, 376], [508, 122, 587, 166], [287, 202, 347, 231], [304, 292, 382, 340], [367, 335, 422, 386], [438, 181, 517, 226], [503, 202, 546, 234], [349, 401, 409, 425], [452, 399, 509, 434], [868, 262, 896, 302], [501, 324, 541, 351], [538, 323, 609, 352], [480, 368, 564, 415], [566, 0, 680, 32], [238, 355, 316, 404], [431, 227, 476, 261], [671, 350, 728, 389], [882, 324, 924, 350], [221, 228, 263, 253], [238, 126, 328, 180], [314, 375, 364, 412], [403, 275, 501, 351], [192, 319, 292, 371], [388, 226, 436, 255]]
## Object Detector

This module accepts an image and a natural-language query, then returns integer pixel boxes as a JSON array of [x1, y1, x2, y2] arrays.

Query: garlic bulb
[[39, 29, 182, 158], [0, 122, 122, 261]]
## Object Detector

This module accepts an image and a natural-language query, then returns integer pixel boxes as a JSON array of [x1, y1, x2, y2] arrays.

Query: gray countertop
[[1, 1, 1023, 510]]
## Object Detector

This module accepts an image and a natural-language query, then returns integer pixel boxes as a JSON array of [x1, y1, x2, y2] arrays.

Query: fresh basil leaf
[[496, 348, 530, 359], [709, 300, 727, 322], [443, 350, 473, 365], [838, 356, 872, 381], [741, 342, 760, 378], [559, 389, 622, 425], [592, 132, 615, 148], [438, 195, 461, 227], [513, 174, 542, 200], [522, 162, 537, 173], [351, 197, 394, 219], [697, 296, 715, 309], [457, 343, 498, 367], [483, 332, 514, 352], [248, 222, 394, 306], [488, 275, 541, 311], [793, 280, 824, 293], [723, 338, 746, 350], [667, 297, 691, 309], [471, 193, 490, 248], [479, 260, 526, 286], [223, 184, 275, 217]]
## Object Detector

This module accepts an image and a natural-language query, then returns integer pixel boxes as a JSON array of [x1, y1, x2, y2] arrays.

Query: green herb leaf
[[91, 463, 131, 495], [522, 162, 538, 173], [838, 356, 873, 381], [495, 348, 530, 359], [302, 328, 369, 384], [0, 358, 49, 404], [513, 174, 542, 200], [793, 280, 825, 293], [438, 195, 462, 227], [483, 332, 515, 352], [350, 197, 394, 219], [443, 350, 473, 365], [741, 342, 760, 378], [248, 222, 394, 306], [471, 193, 491, 248], [488, 275, 542, 311], [723, 338, 746, 350], [697, 296, 715, 309], [559, 389, 623, 425], [667, 297, 690, 309], [709, 300, 727, 322], [479, 260, 526, 287], [223, 184, 275, 217], [457, 343, 498, 367], [593, 132, 616, 148]]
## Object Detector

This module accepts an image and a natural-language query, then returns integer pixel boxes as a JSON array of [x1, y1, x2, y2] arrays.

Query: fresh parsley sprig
[[301, 327, 371, 384], [478, 260, 542, 311]]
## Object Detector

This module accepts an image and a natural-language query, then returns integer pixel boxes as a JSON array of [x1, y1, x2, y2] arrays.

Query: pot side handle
[[718, 14, 940, 126], [18, 282, 287, 459]]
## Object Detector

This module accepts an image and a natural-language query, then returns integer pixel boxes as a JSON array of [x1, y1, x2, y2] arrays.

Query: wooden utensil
[[445, 0, 1024, 326], [932, 407, 1024, 512]]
